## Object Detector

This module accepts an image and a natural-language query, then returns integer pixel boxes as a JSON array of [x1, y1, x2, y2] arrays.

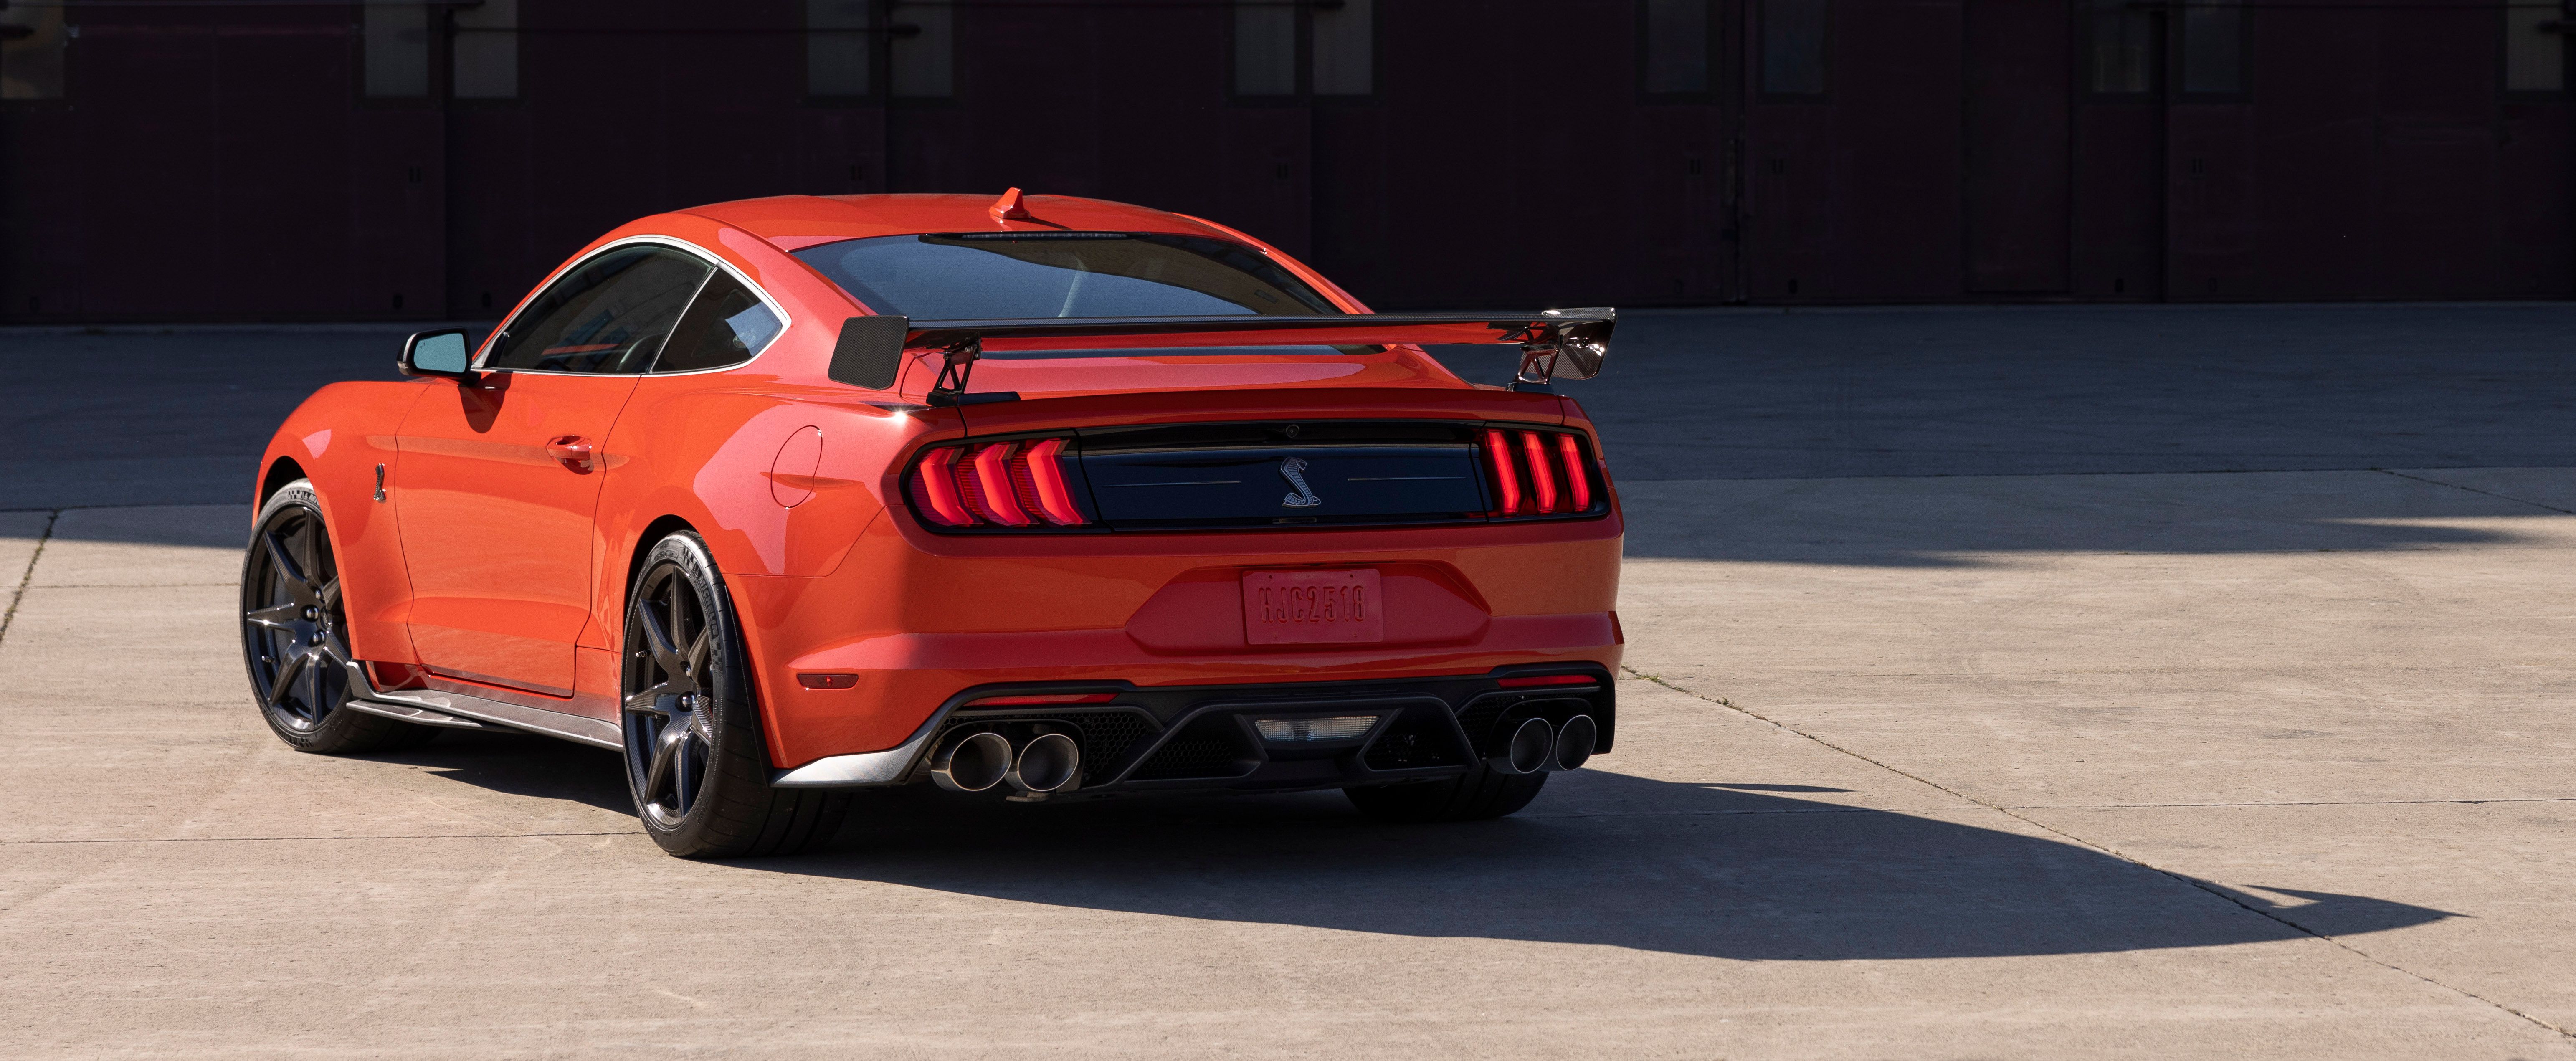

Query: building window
[[0, 3, 67, 101], [2506, 0, 2568, 94], [1760, 0, 1826, 96], [808, 0, 874, 97], [364, 1, 431, 98], [1234, 1, 1296, 96], [454, 0, 517, 99], [2180, 0, 2243, 95], [1642, 0, 1713, 96], [1232, 0, 1373, 99], [2087, 0, 2157, 95], [891, 0, 953, 98], [1312, 0, 1371, 96]]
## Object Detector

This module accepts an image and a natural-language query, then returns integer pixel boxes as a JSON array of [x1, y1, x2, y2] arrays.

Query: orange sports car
[[242, 190, 1623, 858]]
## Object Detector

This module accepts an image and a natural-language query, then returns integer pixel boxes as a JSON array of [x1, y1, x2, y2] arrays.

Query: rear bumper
[[771, 666, 1616, 792], [732, 505, 1625, 771]]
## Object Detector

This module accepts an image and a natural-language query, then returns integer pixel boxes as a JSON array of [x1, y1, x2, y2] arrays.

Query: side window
[[485, 246, 712, 374], [652, 272, 785, 374]]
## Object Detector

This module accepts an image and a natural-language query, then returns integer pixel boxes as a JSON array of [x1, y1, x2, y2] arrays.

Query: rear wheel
[[240, 480, 439, 754], [1345, 766, 1547, 823], [621, 532, 849, 858]]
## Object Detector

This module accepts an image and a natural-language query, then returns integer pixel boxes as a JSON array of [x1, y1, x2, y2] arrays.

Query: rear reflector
[[1254, 716, 1380, 742], [1498, 674, 1598, 688], [964, 692, 1117, 706], [797, 673, 859, 689]]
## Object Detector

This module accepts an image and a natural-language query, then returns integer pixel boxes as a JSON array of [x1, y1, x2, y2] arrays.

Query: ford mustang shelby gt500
[[243, 190, 1622, 858]]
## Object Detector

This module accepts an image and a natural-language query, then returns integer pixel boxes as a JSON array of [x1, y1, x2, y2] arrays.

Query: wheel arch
[[258, 456, 309, 506], [623, 514, 699, 609]]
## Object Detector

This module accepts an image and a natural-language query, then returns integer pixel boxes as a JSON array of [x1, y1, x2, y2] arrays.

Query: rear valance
[[828, 310, 1614, 405]]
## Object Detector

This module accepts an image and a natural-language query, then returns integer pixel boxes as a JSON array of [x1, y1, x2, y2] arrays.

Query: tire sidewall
[[242, 480, 358, 750], [622, 532, 772, 853]]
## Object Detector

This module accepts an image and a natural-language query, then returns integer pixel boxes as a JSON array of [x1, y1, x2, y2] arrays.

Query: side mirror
[[399, 329, 477, 381]]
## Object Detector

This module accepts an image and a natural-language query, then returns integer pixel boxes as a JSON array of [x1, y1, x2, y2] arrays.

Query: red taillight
[[1520, 431, 1558, 514], [965, 692, 1117, 706], [968, 443, 1032, 527], [911, 448, 975, 527], [907, 437, 1090, 530], [1023, 438, 1086, 525], [1486, 427, 1600, 520], [1484, 429, 1522, 515], [1556, 433, 1591, 511]]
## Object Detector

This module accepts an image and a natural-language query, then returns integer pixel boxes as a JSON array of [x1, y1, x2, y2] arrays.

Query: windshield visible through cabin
[[792, 232, 1344, 320]]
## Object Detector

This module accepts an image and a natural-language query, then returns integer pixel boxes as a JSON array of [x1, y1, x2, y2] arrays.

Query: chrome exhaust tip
[[1007, 731, 1082, 794], [930, 730, 1012, 793], [1549, 714, 1597, 772], [1489, 717, 1554, 775]]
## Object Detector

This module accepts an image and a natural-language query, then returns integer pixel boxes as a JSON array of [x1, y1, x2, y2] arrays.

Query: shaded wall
[[0, 0, 2564, 322]]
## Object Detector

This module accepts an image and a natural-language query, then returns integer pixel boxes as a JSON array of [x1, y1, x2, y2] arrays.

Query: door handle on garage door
[[545, 435, 597, 470]]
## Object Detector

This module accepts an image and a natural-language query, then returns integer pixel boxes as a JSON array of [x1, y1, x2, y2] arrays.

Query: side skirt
[[342, 660, 622, 750]]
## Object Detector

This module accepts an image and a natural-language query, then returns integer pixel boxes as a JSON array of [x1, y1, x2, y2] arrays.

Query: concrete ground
[[3, 306, 2573, 1058]]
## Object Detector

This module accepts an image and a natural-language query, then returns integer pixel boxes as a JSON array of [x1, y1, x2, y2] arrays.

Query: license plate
[[1242, 569, 1385, 645]]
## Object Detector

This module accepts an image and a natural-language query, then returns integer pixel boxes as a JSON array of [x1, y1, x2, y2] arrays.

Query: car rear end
[[749, 385, 1622, 801]]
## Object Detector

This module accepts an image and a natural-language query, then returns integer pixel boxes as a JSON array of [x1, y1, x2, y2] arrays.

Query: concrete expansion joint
[[2005, 797, 2576, 810], [0, 509, 60, 651], [0, 831, 638, 846], [1620, 666, 2576, 1045], [2375, 468, 2576, 517]]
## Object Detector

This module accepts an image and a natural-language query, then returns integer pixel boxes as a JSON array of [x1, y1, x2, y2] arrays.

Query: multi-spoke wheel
[[620, 532, 850, 858], [240, 479, 438, 753]]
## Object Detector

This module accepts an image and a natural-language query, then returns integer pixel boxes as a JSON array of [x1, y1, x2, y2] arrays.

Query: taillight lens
[[1482, 427, 1604, 519], [907, 436, 1092, 530]]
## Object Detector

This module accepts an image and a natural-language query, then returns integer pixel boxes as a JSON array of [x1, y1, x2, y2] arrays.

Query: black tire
[[620, 532, 850, 858], [1345, 766, 1548, 823], [240, 479, 440, 755]]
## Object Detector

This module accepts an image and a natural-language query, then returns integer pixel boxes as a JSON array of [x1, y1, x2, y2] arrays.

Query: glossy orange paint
[[395, 371, 637, 696], [256, 192, 1625, 766]]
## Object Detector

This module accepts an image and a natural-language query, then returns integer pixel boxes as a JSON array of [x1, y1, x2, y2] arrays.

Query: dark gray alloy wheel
[[620, 532, 850, 858], [240, 480, 438, 754], [1345, 766, 1547, 823]]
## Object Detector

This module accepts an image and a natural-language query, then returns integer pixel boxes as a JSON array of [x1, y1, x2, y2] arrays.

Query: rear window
[[793, 232, 1342, 320]]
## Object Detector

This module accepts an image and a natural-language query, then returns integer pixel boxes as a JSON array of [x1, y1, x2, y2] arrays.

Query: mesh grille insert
[[1130, 714, 1255, 780]]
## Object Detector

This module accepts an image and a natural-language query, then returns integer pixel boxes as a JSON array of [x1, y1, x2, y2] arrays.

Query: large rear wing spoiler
[[827, 309, 1616, 405]]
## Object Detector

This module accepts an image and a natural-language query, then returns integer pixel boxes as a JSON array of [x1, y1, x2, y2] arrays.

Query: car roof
[[679, 193, 1236, 253]]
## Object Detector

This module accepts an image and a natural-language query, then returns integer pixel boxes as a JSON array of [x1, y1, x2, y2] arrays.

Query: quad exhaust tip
[[1487, 714, 1598, 775], [1008, 731, 1082, 794], [930, 730, 1013, 793]]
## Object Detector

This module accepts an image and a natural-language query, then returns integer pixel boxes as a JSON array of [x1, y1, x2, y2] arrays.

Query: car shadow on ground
[[699, 767, 2450, 962], [380, 732, 2449, 960], [364, 727, 634, 815]]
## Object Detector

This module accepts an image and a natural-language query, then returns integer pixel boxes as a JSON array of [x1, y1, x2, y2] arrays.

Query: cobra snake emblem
[[1279, 456, 1322, 508]]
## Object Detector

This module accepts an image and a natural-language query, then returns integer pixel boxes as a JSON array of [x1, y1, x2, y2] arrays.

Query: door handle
[[545, 435, 597, 469]]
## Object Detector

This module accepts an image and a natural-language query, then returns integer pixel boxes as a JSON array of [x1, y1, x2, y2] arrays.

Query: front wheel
[[240, 479, 439, 754], [620, 532, 849, 858]]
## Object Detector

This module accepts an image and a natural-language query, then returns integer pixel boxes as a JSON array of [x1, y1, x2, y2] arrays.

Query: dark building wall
[[0, 0, 2565, 322]]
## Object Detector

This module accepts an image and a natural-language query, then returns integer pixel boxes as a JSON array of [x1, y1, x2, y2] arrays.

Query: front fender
[[256, 379, 435, 665]]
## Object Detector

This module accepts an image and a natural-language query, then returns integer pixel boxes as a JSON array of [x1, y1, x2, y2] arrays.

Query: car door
[[393, 243, 714, 695]]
